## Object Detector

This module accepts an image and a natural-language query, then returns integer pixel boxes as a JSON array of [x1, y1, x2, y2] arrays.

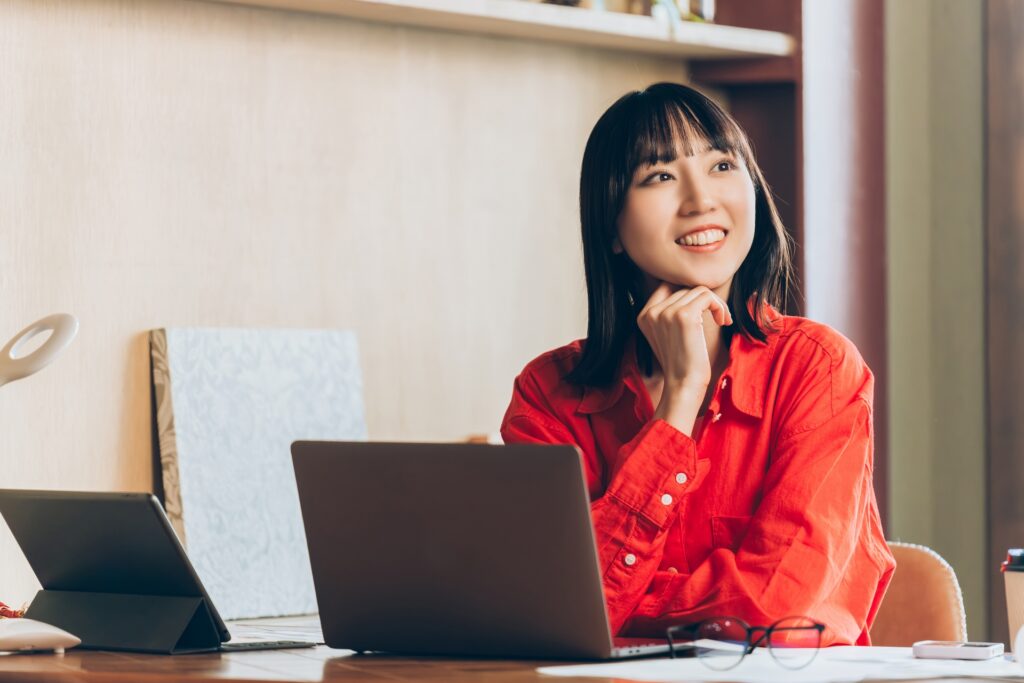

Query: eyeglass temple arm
[[666, 625, 699, 659], [747, 626, 770, 653]]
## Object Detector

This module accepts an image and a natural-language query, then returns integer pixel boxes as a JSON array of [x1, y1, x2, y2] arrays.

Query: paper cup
[[1003, 549, 1024, 653]]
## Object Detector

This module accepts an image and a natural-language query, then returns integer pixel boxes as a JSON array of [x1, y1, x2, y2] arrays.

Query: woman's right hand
[[636, 283, 732, 433]]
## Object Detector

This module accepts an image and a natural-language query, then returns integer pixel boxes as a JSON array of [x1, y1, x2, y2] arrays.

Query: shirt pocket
[[711, 515, 753, 552]]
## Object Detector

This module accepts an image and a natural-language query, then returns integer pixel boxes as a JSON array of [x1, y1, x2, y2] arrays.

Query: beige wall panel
[[885, 0, 986, 637], [886, 0, 935, 558], [0, 0, 686, 602], [925, 0, 985, 640]]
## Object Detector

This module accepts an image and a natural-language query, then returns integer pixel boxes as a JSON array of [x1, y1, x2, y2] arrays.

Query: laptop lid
[[291, 441, 618, 660], [0, 490, 231, 643]]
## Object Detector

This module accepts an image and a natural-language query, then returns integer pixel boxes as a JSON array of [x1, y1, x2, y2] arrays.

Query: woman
[[500, 83, 895, 647]]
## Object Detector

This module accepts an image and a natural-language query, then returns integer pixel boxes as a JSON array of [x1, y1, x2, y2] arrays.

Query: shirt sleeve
[[501, 368, 710, 637]]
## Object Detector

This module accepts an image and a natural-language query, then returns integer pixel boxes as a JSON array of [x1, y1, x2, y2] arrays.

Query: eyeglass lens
[[766, 616, 822, 669], [691, 616, 751, 671]]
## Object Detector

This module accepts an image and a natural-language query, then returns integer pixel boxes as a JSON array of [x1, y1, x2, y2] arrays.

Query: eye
[[641, 171, 674, 185], [712, 158, 737, 173]]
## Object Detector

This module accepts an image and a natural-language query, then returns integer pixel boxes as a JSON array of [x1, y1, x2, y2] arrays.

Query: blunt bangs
[[622, 91, 752, 183]]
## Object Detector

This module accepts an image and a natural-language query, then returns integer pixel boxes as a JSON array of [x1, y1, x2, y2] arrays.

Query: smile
[[677, 228, 726, 246], [676, 228, 727, 250]]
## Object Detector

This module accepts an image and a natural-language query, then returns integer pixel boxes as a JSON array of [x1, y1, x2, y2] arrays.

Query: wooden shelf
[[207, 0, 796, 59]]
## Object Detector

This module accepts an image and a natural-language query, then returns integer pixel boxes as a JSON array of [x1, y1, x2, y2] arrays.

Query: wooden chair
[[869, 541, 968, 646]]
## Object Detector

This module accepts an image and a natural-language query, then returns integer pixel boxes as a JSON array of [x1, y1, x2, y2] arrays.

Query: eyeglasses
[[666, 615, 825, 670]]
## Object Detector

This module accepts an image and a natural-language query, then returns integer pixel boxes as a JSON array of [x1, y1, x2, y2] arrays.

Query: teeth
[[679, 229, 725, 246]]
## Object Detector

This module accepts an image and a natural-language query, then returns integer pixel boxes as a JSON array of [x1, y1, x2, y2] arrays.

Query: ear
[[612, 237, 624, 255]]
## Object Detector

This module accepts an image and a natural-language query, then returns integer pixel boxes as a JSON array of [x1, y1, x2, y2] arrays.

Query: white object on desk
[[0, 618, 80, 652], [0, 316, 81, 653], [537, 645, 1024, 682], [0, 314, 78, 388], [912, 639, 1003, 660]]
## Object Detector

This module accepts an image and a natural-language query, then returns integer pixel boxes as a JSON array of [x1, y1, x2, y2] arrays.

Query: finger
[[704, 294, 732, 327], [663, 289, 731, 327], [640, 282, 677, 316], [660, 289, 713, 326], [671, 285, 713, 308], [642, 284, 693, 325], [696, 291, 732, 327], [682, 288, 733, 326], [647, 283, 698, 318], [699, 291, 732, 327]]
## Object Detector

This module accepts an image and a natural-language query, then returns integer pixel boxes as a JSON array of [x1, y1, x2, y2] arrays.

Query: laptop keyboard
[[220, 639, 316, 651], [225, 615, 324, 648]]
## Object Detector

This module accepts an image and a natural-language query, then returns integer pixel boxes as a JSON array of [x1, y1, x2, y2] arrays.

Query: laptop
[[0, 489, 318, 653], [290, 441, 671, 660]]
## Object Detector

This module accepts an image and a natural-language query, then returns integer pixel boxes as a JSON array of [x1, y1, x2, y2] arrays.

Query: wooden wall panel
[[0, 0, 687, 604], [890, 0, 987, 636]]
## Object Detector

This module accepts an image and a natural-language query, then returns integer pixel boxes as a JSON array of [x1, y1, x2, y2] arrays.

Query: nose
[[677, 174, 715, 216]]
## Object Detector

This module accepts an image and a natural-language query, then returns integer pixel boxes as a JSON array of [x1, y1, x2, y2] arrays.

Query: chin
[[664, 274, 732, 292]]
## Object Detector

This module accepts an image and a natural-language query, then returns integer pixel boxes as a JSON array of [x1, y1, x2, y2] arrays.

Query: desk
[[0, 648, 981, 683], [0, 647, 609, 683]]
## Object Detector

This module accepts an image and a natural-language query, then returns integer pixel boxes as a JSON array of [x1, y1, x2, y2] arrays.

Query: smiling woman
[[500, 83, 896, 646]]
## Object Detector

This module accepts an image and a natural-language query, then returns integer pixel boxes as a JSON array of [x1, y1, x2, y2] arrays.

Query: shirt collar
[[725, 324, 773, 418], [576, 305, 784, 419]]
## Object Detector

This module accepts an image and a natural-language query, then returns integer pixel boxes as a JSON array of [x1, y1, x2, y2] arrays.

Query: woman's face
[[614, 141, 756, 299]]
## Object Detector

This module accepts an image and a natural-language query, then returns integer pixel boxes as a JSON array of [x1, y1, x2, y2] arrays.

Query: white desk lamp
[[0, 312, 82, 652], [0, 314, 78, 388]]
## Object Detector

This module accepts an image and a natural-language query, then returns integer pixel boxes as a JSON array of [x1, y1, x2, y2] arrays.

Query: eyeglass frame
[[665, 615, 826, 668]]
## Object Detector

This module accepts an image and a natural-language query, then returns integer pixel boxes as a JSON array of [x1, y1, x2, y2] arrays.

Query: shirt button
[[676, 473, 688, 485], [712, 412, 722, 422], [624, 553, 637, 566], [721, 377, 728, 389], [667, 567, 679, 574], [660, 493, 673, 506]]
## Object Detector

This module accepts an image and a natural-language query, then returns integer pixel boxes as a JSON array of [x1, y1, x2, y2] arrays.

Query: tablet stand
[[26, 589, 221, 654]]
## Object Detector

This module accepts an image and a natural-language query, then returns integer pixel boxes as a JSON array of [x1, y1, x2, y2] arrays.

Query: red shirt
[[500, 313, 895, 646]]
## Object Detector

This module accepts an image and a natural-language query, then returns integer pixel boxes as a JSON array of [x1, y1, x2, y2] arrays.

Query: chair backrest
[[869, 541, 968, 646]]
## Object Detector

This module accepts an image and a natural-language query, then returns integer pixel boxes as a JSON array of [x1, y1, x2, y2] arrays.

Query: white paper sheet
[[537, 646, 1024, 682]]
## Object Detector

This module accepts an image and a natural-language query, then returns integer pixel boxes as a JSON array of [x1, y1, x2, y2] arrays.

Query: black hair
[[567, 82, 795, 387]]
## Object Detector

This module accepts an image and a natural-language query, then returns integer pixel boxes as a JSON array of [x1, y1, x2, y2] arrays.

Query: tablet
[[0, 489, 313, 653]]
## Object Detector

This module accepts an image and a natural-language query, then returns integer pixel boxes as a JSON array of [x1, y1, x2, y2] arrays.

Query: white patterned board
[[150, 328, 366, 619]]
